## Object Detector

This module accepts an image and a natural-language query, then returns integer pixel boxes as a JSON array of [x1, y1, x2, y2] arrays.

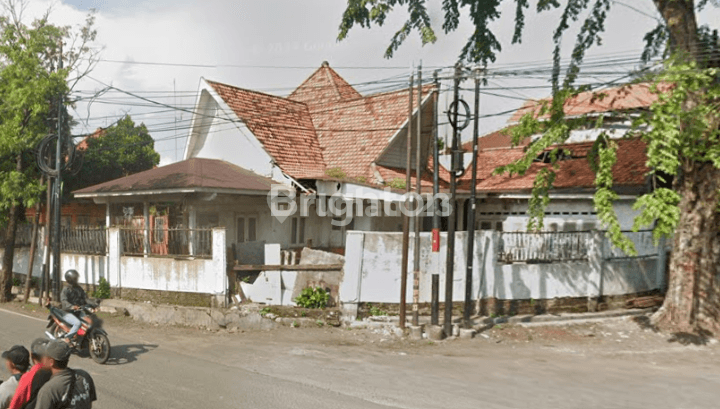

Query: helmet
[[64, 270, 79, 285]]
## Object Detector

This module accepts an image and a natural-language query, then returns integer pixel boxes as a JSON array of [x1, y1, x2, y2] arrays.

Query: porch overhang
[[76, 187, 274, 204]]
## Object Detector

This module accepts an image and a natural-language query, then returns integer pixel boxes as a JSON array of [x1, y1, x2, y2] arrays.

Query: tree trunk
[[1, 153, 24, 302], [648, 0, 720, 335], [23, 176, 44, 303], [652, 161, 720, 335], [653, 0, 699, 59]]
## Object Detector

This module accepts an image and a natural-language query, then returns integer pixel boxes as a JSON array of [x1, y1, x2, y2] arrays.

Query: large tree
[[338, 0, 720, 335], [0, 0, 99, 302], [65, 114, 160, 194]]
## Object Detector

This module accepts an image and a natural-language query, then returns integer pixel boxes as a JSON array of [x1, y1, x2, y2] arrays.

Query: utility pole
[[412, 63, 422, 327], [464, 67, 482, 327], [52, 43, 63, 301], [399, 69, 414, 329], [431, 71, 441, 326], [444, 63, 463, 336]]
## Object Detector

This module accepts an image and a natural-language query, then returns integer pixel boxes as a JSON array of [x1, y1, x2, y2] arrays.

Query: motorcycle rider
[[60, 270, 94, 346]]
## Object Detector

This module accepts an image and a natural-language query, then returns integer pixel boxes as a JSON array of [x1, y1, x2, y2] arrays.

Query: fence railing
[[603, 230, 658, 260], [498, 231, 591, 263], [0, 224, 36, 247], [120, 227, 213, 258], [61, 227, 107, 255]]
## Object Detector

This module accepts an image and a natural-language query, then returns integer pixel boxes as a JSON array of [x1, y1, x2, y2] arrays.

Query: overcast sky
[[16, 0, 720, 166]]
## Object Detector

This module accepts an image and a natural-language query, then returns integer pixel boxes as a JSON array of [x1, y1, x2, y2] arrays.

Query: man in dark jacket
[[60, 270, 89, 344]]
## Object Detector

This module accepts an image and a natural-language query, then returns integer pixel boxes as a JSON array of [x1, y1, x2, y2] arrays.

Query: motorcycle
[[44, 301, 111, 364]]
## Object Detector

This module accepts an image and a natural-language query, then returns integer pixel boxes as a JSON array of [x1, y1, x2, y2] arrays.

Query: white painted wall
[[184, 83, 292, 185], [0, 248, 106, 287], [107, 227, 227, 297], [340, 230, 666, 305]]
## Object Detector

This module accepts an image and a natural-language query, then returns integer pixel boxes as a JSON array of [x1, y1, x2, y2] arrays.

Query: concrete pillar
[[211, 227, 227, 307], [188, 205, 197, 256], [339, 231, 364, 322], [108, 227, 121, 293], [587, 230, 604, 312], [265, 244, 281, 265], [656, 235, 667, 293], [143, 202, 150, 257]]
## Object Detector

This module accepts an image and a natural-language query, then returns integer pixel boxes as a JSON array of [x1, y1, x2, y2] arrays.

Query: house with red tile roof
[[74, 62, 440, 254], [456, 83, 664, 233]]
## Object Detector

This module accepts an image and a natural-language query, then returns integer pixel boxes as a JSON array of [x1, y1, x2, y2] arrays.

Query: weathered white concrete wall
[[107, 227, 227, 297], [0, 248, 106, 286], [342, 231, 485, 304], [341, 230, 666, 305], [119, 257, 217, 293]]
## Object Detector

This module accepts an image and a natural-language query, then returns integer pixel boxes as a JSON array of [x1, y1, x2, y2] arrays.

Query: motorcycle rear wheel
[[88, 332, 110, 364]]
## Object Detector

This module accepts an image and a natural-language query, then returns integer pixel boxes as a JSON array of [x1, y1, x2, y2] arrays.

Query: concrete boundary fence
[[1, 227, 228, 306], [340, 230, 667, 318]]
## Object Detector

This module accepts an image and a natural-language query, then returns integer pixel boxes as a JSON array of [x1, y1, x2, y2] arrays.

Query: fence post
[[143, 202, 150, 257], [108, 227, 121, 297], [211, 227, 227, 307], [587, 230, 604, 312], [339, 231, 363, 322], [188, 205, 196, 257]]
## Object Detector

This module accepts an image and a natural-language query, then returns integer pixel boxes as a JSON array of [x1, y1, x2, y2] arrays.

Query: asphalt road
[[1, 307, 719, 409], [0, 308, 391, 409]]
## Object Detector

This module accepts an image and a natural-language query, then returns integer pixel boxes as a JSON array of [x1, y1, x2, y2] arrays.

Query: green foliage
[[369, 305, 387, 316], [92, 277, 111, 299], [259, 306, 272, 317], [294, 287, 329, 309], [631, 61, 719, 242], [11, 277, 20, 287], [325, 167, 347, 179], [353, 176, 368, 184], [437, 137, 445, 151], [0, 17, 68, 219], [66, 115, 160, 194], [388, 178, 406, 190]]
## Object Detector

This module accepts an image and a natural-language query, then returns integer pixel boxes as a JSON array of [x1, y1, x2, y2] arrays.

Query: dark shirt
[[34, 369, 96, 409], [60, 287, 87, 313]]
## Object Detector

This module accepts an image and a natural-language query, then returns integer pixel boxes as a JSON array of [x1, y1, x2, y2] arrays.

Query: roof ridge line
[[206, 79, 309, 108]]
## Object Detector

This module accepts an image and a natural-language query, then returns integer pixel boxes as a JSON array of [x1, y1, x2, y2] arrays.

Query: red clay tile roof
[[288, 61, 362, 108], [472, 138, 648, 192], [461, 126, 531, 152], [509, 83, 673, 123], [308, 85, 436, 181], [73, 158, 276, 195], [375, 164, 440, 190], [76, 128, 105, 151], [206, 80, 326, 179], [204, 64, 434, 185]]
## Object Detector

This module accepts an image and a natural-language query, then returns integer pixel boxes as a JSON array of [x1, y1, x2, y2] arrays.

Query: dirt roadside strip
[[16, 294, 655, 333]]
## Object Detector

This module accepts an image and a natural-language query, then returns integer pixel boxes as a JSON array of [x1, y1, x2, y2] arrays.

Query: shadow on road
[[104, 343, 159, 365]]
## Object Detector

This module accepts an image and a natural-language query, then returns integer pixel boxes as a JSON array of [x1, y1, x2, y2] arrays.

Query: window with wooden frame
[[236, 215, 258, 243]]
